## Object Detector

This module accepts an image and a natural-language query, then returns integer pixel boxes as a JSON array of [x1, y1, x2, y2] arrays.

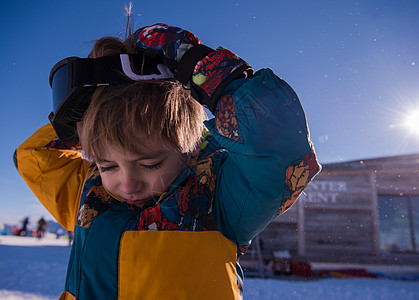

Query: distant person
[[14, 22, 320, 299], [67, 231, 74, 246], [36, 217, 47, 239], [18, 217, 29, 236]]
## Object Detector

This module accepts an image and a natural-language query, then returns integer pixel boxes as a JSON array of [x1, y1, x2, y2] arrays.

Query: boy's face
[[96, 137, 189, 208]]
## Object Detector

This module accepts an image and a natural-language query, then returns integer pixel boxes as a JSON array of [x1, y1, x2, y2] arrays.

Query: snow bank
[[1, 236, 419, 300], [0, 235, 69, 247], [0, 236, 70, 298]]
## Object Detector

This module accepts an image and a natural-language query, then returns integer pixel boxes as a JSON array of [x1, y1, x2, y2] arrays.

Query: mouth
[[124, 198, 150, 206]]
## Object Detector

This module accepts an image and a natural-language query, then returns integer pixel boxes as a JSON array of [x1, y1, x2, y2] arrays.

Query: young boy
[[15, 23, 320, 299]]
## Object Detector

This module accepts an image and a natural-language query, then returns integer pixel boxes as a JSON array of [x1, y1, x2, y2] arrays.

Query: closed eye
[[99, 165, 116, 173], [142, 162, 162, 170]]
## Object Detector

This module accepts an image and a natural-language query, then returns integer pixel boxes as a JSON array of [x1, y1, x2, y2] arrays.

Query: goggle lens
[[51, 63, 69, 112]]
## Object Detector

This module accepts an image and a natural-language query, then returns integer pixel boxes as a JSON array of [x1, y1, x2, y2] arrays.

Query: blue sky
[[1, 0, 419, 221]]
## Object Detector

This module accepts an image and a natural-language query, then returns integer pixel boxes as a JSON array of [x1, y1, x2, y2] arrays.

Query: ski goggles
[[48, 54, 173, 141]]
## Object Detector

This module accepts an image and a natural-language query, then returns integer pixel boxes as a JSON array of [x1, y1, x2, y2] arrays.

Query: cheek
[[146, 173, 171, 193], [100, 173, 117, 193], [148, 163, 186, 193]]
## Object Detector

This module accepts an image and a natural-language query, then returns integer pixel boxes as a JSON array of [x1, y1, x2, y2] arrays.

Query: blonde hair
[[78, 37, 205, 160]]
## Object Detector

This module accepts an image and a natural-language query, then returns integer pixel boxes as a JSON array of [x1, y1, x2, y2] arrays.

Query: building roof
[[322, 153, 419, 173]]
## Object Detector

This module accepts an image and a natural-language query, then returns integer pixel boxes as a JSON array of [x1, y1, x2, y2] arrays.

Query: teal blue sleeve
[[205, 68, 321, 247]]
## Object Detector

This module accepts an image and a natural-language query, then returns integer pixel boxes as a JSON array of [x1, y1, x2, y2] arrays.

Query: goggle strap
[[120, 54, 173, 80], [70, 54, 173, 87], [71, 55, 124, 86]]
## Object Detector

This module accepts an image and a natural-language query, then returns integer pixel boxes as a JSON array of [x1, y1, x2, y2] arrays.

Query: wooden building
[[241, 153, 419, 275]]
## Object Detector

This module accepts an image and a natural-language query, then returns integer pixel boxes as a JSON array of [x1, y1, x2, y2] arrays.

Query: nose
[[119, 170, 144, 195]]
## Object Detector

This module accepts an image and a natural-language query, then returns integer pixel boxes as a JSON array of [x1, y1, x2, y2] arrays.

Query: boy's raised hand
[[128, 23, 204, 74]]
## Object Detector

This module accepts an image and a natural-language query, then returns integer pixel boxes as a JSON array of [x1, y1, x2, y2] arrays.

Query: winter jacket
[[15, 68, 321, 299]]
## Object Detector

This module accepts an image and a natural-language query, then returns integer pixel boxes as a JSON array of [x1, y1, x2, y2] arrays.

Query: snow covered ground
[[1, 235, 419, 300]]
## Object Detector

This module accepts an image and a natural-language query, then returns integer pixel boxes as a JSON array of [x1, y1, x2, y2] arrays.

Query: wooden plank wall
[[244, 172, 377, 263], [243, 154, 419, 265], [300, 172, 376, 262]]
